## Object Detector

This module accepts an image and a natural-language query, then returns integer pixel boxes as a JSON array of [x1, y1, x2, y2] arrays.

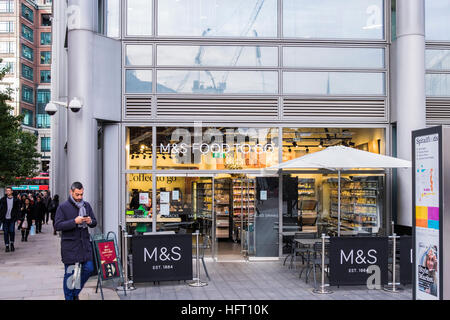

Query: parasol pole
[[338, 169, 341, 237]]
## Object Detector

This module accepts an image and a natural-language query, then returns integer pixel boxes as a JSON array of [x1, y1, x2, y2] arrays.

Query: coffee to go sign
[[329, 237, 389, 286]]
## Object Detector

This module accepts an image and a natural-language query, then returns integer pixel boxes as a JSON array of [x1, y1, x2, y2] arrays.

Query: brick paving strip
[[0, 224, 119, 300]]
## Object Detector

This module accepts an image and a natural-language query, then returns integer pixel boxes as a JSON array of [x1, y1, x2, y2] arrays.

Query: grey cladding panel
[[156, 97, 279, 120]]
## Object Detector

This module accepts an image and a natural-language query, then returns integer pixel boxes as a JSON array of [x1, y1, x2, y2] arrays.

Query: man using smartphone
[[55, 182, 97, 300]]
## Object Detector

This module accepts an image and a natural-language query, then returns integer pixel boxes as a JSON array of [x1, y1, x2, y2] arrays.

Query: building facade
[[50, 0, 450, 262], [0, 0, 52, 175]]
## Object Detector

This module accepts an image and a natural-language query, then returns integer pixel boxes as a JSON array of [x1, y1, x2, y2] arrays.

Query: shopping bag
[[30, 224, 36, 236], [22, 220, 28, 230]]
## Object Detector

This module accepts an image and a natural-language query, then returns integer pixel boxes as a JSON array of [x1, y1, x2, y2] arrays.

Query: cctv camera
[[45, 102, 58, 116], [69, 97, 83, 113]]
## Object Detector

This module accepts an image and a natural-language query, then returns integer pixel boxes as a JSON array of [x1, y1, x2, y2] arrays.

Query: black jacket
[[49, 199, 59, 220], [18, 205, 34, 230], [32, 201, 46, 220], [0, 196, 21, 222], [54, 197, 97, 265]]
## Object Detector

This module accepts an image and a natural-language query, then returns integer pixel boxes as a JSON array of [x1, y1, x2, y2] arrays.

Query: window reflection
[[127, 0, 152, 36], [425, 0, 450, 41], [283, 47, 385, 69], [158, 0, 277, 37], [157, 70, 278, 94], [157, 45, 278, 67], [125, 69, 152, 93], [283, 72, 385, 95], [426, 50, 450, 70], [426, 74, 450, 96], [126, 45, 152, 66], [283, 0, 384, 39]]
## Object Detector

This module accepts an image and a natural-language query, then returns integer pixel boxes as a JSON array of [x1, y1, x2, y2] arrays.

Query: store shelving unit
[[194, 181, 212, 219], [232, 178, 256, 243], [214, 179, 232, 239], [327, 177, 382, 234], [298, 178, 318, 232]]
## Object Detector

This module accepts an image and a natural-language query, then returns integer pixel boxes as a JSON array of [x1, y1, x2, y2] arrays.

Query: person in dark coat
[[48, 194, 59, 235], [42, 190, 51, 224], [0, 187, 21, 252], [54, 182, 97, 300], [33, 196, 46, 233], [18, 198, 34, 242]]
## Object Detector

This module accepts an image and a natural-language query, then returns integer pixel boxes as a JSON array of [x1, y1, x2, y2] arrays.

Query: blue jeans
[[63, 260, 94, 300], [2, 220, 15, 246]]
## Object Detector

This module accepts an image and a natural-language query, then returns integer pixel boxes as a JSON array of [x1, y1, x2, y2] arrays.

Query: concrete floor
[[118, 259, 412, 300]]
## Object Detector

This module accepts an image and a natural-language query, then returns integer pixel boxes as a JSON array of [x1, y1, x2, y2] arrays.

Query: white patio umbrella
[[267, 146, 412, 236]]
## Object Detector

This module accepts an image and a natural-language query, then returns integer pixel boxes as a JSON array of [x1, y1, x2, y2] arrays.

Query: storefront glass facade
[[124, 126, 387, 259], [120, 0, 391, 260]]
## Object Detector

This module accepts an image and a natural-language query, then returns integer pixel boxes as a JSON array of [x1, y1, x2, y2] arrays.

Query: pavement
[[117, 259, 412, 300], [0, 223, 412, 300], [0, 223, 119, 300]]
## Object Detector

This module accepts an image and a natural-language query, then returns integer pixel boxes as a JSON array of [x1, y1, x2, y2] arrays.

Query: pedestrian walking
[[0, 187, 21, 252], [33, 196, 46, 233], [43, 190, 51, 224], [48, 194, 59, 235], [55, 182, 97, 300], [18, 198, 34, 242]]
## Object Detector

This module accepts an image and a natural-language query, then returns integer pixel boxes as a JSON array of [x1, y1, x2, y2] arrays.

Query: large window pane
[[283, 72, 385, 95], [125, 174, 153, 234], [40, 70, 51, 83], [283, 0, 384, 39], [157, 45, 278, 67], [126, 127, 152, 170], [425, 0, 450, 41], [21, 24, 34, 42], [426, 50, 450, 70], [125, 69, 152, 93], [157, 70, 278, 94], [158, 0, 277, 37], [22, 85, 34, 103], [156, 127, 279, 170], [426, 74, 450, 96], [106, 0, 120, 38], [21, 108, 33, 127], [283, 47, 385, 69], [21, 3, 33, 23], [40, 51, 51, 64], [41, 32, 52, 45], [21, 44, 33, 61], [126, 0, 152, 36], [22, 64, 33, 81], [41, 137, 51, 152], [125, 44, 152, 66]]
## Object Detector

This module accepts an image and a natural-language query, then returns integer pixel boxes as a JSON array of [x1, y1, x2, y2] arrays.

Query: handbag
[[30, 224, 36, 236]]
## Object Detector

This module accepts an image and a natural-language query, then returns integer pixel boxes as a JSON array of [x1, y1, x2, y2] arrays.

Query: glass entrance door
[[156, 175, 214, 257], [213, 174, 279, 260]]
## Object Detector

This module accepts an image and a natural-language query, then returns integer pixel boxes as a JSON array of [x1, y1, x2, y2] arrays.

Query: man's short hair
[[70, 182, 84, 191], [5, 187, 12, 191]]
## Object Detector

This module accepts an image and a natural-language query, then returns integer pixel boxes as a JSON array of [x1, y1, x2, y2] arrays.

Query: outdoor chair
[[287, 232, 316, 269], [310, 241, 330, 288]]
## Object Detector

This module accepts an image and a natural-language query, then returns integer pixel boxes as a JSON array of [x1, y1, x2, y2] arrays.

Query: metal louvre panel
[[426, 98, 450, 124], [283, 98, 386, 121], [125, 96, 152, 118], [156, 97, 278, 120]]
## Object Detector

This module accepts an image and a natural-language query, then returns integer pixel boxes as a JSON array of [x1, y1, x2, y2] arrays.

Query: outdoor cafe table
[[294, 238, 329, 282]]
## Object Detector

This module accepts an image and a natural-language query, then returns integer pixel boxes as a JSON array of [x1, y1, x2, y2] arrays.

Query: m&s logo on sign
[[144, 246, 182, 262], [340, 249, 378, 265]]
